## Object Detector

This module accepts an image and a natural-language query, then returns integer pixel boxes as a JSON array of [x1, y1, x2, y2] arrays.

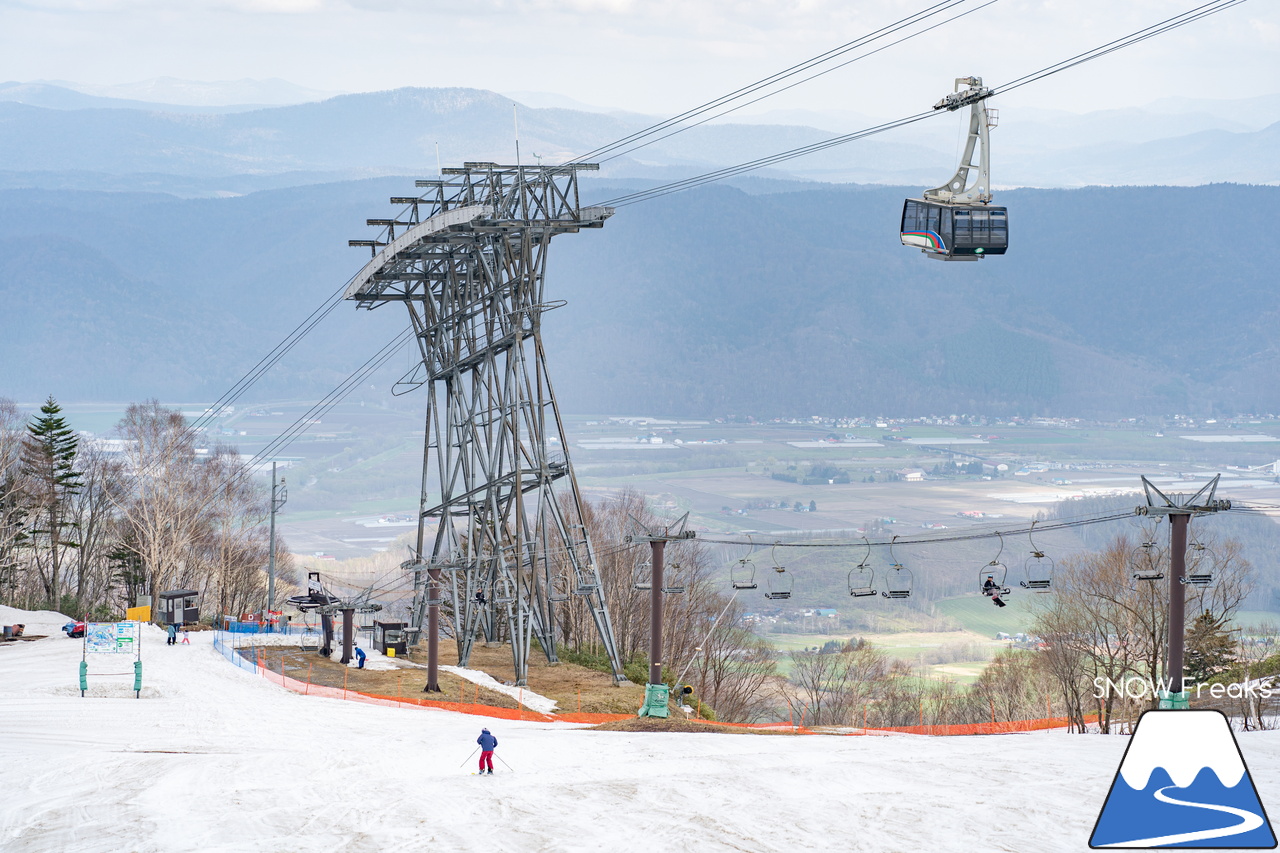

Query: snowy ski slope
[[2, 605, 1278, 853]]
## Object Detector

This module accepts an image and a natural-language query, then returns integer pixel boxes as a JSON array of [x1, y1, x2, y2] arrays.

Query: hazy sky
[[0, 0, 1276, 118]]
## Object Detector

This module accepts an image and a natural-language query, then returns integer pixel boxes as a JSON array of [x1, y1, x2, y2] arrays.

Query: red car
[[62, 621, 86, 638]]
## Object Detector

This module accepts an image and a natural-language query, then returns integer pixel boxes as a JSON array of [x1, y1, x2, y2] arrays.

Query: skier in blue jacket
[[477, 728, 498, 775]]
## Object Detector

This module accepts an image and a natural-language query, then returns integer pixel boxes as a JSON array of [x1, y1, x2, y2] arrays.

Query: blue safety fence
[[220, 620, 307, 635], [212, 630, 262, 674]]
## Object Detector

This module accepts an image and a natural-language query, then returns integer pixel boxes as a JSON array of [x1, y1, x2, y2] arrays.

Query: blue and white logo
[[1091, 710, 1276, 848]]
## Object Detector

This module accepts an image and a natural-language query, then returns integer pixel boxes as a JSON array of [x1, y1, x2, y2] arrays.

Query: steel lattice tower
[[346, 162, 624, 687]]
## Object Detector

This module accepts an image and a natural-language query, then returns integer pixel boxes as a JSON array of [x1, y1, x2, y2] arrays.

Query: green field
[[1232, 610, 1280, 630], [765, 628, 1003, 683], [932, 593, 1042, 638]]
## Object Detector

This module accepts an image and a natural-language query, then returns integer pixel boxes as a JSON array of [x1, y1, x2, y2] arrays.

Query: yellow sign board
[[125, 605, 151, 622]]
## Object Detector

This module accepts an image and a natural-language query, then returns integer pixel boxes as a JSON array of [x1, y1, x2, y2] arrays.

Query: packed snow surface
[[2, 605, 1279, 852], [440, 664, 559, 714]]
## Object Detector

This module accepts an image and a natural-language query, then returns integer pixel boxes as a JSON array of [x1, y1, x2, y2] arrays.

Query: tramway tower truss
[[346, 162, 624, 687]]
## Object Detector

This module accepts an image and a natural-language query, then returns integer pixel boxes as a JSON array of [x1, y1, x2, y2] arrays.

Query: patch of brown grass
[[245, 641, 646, 715], [453, 643, 646, 715]]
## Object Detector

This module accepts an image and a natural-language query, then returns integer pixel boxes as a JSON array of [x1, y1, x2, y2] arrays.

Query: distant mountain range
[[0, 83, 1276, 196], [0, 179, 1275, 418], [0, 79, 1275, 417]]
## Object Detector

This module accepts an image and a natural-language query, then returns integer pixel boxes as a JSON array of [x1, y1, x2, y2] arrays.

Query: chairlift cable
[[696, 510, 1136, 549]]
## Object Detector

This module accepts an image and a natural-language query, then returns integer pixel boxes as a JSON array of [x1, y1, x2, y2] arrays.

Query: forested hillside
[[0, 180, 1275, 417]]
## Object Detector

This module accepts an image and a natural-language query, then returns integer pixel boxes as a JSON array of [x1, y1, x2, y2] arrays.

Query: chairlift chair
[[547, 575, 572, 603], [573, 567, 601, 595], [979, 533, 1011, 598], [880, 537, 912, 599], [491, 579, 517, 605], [1019, 521, 1053, 591], [764, 566, 793, 601], [1021, 554, 1054, 591], [299, 629, 321, 652], [299, 615, 321, 651], [633, 562, 652, 592], [1132, 540, 1165, 583], [663, 561, 686, 595], [763, 545, 792, 600], [731, 558, 758, 591], [881, 566, 913, 600], [848, 538, 877, 598], [1181, 540, 1214, 588]]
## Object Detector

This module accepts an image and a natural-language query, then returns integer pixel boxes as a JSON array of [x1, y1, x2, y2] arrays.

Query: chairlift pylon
[[881, 536, 913, 600], [848, 537, 877, 598]]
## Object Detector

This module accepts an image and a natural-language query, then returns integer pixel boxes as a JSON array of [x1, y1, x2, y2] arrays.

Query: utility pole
[[267, 462, 287, 613], [1136, 475, 1229, 709], [627, 514, 695, 719]]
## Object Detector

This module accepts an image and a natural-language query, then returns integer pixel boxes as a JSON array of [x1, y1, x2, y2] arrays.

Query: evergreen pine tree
[[21, 396, 81, 606], [1184, 609, 1236, 685]]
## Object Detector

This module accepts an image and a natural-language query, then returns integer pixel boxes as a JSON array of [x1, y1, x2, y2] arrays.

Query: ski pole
[[458, 747, 479, 768], [496, 754, 515, 772]]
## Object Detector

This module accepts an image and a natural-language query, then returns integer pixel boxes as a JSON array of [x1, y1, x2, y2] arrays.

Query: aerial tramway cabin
[[901, 76, 1008, 262]]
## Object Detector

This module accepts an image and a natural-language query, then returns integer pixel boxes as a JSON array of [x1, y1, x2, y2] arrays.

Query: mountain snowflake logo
[[1091, 710, 1276, 848]]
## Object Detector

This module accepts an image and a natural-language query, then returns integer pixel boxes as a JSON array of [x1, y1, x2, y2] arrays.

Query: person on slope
[[982, 575, 1007, 608], [354, 644, 367, 669], [476, 728, 498, 775], [167, 623, 178, 645]]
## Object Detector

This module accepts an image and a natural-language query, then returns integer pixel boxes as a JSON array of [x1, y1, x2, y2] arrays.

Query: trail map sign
[[80, 621, 143, 698], [85, 622, 140, 654]]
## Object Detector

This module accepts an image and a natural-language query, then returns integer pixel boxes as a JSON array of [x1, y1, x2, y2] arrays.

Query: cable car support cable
[[593, 0, 1249, 210]]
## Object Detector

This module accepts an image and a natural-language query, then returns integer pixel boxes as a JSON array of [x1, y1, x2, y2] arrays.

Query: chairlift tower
[[346, 162, 625, 688], [1135, 475, 1230, 709]]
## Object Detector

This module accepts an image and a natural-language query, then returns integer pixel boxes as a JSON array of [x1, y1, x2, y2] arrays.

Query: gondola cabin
[[900, 200, 1007, 261]]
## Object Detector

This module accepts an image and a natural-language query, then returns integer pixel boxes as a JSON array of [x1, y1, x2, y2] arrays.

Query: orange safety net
[[867, 714, 1101, 736]]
